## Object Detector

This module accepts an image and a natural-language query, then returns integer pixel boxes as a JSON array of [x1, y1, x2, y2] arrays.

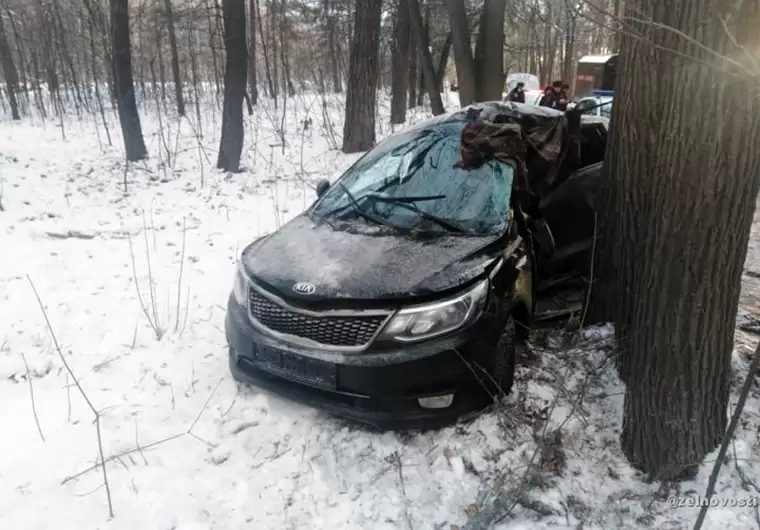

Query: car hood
[[242, 214, 505, 301]]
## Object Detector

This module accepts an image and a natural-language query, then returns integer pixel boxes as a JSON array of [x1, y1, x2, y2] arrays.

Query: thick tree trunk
[[0, 12, 20, 120], [217, 0, 247, 171], [473, 0, 506, 101], [446, 0, 476, 106], [390, 0, 410, 125], [163, 0, 185, 116], [408, 0, 444, 115], [248, 0, 259, 104], [341, 0, 381, 153], [596, 0, 760, 480], [110, 0, 147, 161]]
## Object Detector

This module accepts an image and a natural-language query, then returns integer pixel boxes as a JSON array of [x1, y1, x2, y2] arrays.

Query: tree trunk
[[324, 0, 341, 93], [217, 0, 247, 172], [248, 0, 259, 104], [269, 0, 279, 102], [436, 32, 452, 92], [408, 0, 444, 115], [407, 22, 417, 108], [446, 0, 476, 106], [110, 0, 147, 161], [562, 13, 576, 88], [0, 11, 20, 120], [473, 0, 506, 101], [612, 0, 623, 51], [390, 0, 410, 125], [163, 0, 185, 116], [256, 0, 275, 98], [341, 0, 381, 153], [596, 0, 760, 480], [279, 0, 295, 96]]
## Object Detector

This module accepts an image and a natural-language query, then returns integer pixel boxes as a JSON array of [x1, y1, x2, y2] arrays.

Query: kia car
[[225, 102, 608, 429]]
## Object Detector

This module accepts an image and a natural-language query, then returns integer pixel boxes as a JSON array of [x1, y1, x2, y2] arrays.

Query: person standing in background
[[507, 82, 526, 103]]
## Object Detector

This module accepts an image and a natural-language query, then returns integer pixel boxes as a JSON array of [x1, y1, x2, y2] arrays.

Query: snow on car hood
[[241, 214, 504, 301]]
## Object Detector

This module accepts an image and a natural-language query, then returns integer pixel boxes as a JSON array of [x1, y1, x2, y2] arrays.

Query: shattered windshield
[[312, 121, 514, 234]]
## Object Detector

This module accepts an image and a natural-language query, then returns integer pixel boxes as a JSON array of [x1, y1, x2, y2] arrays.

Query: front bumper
[[225, 294, 501, 430]]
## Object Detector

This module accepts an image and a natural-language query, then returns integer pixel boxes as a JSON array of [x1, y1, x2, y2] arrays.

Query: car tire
[[492, 313, 517, 398]]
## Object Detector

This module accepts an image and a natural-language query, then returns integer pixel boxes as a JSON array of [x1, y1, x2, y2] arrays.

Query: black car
[[226, 102, 609, 429]]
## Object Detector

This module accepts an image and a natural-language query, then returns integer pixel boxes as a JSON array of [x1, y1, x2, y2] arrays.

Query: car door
[[537, 161, 603, 279]]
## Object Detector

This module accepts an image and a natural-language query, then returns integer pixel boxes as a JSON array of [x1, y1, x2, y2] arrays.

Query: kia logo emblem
[[292, 282, 316, 295]]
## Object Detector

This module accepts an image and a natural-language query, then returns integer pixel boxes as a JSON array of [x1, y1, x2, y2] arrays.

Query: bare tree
[[110, 0, 147, 161], [324, 0, 341, 93], [217, 0, 247, 172], [390, 0, 410, 124], [248, 0, 259, 104], [0, 8, 20, 120], [408, 0, 444, 114], [446, 0, 476, 105], [592, 0, 760, 479], [162, 0, 185, 116], [342, 0, 381, 153]]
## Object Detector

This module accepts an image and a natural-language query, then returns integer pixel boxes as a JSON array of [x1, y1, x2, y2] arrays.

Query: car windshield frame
[[311, 120, 515, 236]]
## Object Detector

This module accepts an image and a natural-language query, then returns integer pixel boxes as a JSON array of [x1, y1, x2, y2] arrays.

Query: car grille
[[248, 288, 388, 348]]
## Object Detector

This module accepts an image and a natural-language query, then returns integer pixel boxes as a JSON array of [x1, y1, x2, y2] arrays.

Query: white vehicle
[[572, 89, 614, 119]]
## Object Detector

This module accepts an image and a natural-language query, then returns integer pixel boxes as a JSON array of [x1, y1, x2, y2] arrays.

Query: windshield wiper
[[332, 183, 408, 232], [368, 195, 468, 233], [322, 190, 444, 217]]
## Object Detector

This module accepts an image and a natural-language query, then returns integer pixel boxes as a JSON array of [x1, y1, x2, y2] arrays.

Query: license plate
[[252, 344, 337, 389]]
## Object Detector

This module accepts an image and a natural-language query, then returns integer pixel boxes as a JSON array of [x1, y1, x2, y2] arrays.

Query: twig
[[694, 339, 760, 530], [62, 377, 223, 485], [175, 217, 187, 332], [20, 352, 45, 442], [580, 211, 597, 329], [187, 377, 224, 433], [27, 276, 114, 518]]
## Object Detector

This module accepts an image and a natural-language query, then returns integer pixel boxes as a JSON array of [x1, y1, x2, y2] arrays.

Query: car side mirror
[[316, 179, 330, 198]]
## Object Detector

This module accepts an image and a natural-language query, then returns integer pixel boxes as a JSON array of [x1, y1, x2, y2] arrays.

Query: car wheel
[[492, 313, 517, 398]]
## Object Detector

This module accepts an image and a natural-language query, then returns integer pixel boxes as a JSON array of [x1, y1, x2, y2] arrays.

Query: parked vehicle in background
[[506, 73, 543, 105], [575, 54, 618, 99], [573, 90, 614, 119]]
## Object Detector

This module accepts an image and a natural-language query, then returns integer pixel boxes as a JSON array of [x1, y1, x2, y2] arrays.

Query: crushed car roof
[[411, 101, 608, 130]]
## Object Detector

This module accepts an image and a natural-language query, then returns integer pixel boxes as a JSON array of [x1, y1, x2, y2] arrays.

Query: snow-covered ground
[[2, 93, 760, 530]]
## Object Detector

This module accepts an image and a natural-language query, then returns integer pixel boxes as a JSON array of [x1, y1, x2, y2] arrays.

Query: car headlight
[[232, 260, 249, 306], [380, 279, 489, 342]]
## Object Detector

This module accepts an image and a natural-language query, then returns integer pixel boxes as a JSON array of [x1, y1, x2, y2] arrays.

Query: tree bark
[[390, 0, 410, 124], [446, 0, 476, 106], [341, 0, 381, 153], [110, 0, 147, 161], [408, 0, 444, 115], [0, 10, 20, 120], [162, 0, 185, 116], [217, 0, 247, 172], [473, 0, 506, 101], [248, 0, 259, 104], [598, 0, 760, 480]]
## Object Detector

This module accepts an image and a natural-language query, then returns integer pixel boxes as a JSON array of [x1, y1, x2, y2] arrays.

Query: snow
[[2, 92, 760, 530]]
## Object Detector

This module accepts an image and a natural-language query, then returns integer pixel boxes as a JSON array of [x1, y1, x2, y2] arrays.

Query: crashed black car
[[226, 102, 608, 429]]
